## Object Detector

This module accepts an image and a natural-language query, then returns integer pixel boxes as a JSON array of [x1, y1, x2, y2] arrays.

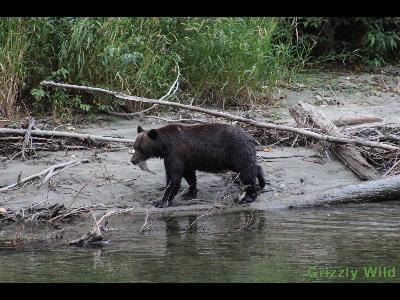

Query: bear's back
[[158, 123, 255, 172]]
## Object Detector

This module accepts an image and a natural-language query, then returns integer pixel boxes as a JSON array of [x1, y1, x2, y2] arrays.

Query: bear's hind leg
[[182, 170, 197, 200], [257, 164, 266, 190]]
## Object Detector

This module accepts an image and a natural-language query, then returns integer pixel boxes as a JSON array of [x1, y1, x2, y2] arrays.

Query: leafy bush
[[296, 17, 400, 66]]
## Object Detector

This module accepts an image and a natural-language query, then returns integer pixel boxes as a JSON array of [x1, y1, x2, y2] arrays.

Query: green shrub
[[1, 17, 310, 117], [0, 18, 29, 117], [296, 17, 400, 66]]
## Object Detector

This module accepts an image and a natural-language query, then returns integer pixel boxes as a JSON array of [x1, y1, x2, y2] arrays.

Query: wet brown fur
[[131, 123, 265, 208]]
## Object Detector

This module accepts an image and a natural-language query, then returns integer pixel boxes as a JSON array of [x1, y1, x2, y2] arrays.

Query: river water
[[1, 201, 400, 282]]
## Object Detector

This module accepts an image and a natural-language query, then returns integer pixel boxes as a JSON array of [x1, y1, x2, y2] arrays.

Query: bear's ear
[[148, 129, 158, 140], [137, 126, 144, 133]]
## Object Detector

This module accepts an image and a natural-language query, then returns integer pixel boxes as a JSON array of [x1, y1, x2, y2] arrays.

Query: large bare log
[[264, 174, 400, 209], [289, 102, 380, 180], [40, 81, 400, 152], [0, 128, 135, 144]]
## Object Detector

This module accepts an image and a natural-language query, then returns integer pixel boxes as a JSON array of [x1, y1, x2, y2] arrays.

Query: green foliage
[[0, 18, 29, 117], [173, 18, 309, 106], [1, 17, 310, 117], [296, 17, 400, 66], [3, 17, 400, 119]]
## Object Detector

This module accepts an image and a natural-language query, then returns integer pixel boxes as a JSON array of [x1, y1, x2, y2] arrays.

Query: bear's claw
[[237, 196, 256, 204], [182, 190, 197, 200], [154, 200, 170, 208]]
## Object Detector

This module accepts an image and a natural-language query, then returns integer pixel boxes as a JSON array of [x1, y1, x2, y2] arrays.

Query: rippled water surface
[[1, 201, 400, 282]]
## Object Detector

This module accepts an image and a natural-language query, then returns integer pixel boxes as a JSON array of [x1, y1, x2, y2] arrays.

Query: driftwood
[[0, 128, 135, 144], [340, 123, 400, 176], [21, 117, 36, 159], [69, 211, 109, 246], [289, 102, 380, 180], [333, 116, 383, 127], [40, 81, 400, 152], [69, 208, 136, 245], [0, 158, 89, 192], [0, 203, 110, 224], [267, 174, 400, 209]]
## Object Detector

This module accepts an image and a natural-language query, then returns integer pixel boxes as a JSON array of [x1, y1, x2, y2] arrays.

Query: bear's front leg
[[154, 178, 181, 208], [155, 159, 183, 208]]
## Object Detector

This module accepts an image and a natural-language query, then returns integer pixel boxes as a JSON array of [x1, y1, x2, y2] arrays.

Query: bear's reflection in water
[[162, 211, 268, 259]]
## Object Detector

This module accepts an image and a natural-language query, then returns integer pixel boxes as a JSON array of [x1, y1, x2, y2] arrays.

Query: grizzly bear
[[131, 123, 265, 208]]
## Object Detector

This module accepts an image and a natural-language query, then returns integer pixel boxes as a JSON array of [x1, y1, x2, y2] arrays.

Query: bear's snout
[[131, 153, 139, 165], [131, 157, 139, 165]]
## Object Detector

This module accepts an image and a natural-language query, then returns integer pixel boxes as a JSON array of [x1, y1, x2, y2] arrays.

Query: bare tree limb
[[40, 81, 400, 152], [142, 116, 208, 123], [0, 159, 89, 192], [0, 128, 135, 144], [107, 60, 181, 118]]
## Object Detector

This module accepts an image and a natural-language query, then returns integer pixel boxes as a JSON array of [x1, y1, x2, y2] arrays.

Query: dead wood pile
[[0, 203, 105, 224]]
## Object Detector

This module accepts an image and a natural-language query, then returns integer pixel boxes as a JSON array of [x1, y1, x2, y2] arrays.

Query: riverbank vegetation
[[1, 17, 399, 119]]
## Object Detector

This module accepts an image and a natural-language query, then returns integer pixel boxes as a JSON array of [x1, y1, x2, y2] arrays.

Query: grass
[[0, 18, 29, 117], [0, 17, 311, 118]]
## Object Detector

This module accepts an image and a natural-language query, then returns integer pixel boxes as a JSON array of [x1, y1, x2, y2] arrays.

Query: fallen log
[[289, 102, 380, 180], [0, 128, 135, 144], [40, 81, 400, 152], [264, 174, 400, 209]]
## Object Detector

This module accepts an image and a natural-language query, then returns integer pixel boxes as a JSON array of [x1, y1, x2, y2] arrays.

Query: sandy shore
[[1, 66, 399, 216]]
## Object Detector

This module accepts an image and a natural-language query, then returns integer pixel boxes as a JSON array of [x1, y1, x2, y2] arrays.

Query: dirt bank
[[1, 66, 399, 217]]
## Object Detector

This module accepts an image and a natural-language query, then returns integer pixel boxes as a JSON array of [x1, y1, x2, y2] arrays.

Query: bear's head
[[131, 126, 163, 165]]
